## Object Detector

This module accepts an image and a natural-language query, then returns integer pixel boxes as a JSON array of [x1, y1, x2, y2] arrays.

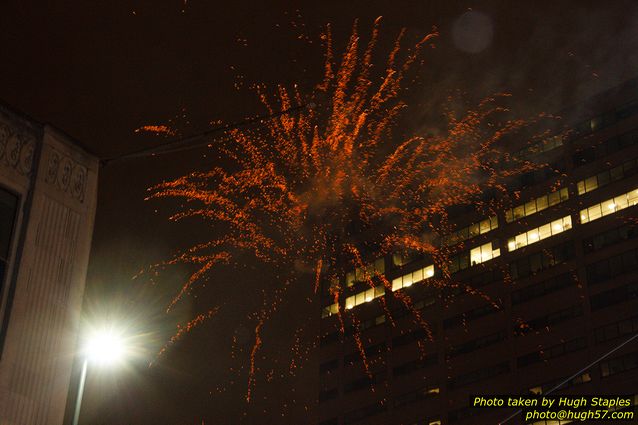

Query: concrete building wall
[[0, 104, 98, 425]]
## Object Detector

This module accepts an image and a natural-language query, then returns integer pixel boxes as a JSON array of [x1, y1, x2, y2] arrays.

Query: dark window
[[344, 342, 386, 365], [393, 355, 438, 377], [573, 128, 638, 166], [594, 315, 638, 344], [511, 273, 575, 305], [448, 362, 509, 389], [449, 406, 483, 423], [509, 241, 574, 280], [586, 247, 638, 284], [590, 282, 638, 311], [393, 328, 430, 348], [514, 304, 583, 336], [443, 303, 500, 329], [344, 371, 385, 394], [446, 330, 506, 358], [517, 337, 587, 368], [583, 223, 638, 253], [343, 401, 386, 425], [393, 385, 439, 408], [0, 188, 18, 295], [600, 349, 638, 377]]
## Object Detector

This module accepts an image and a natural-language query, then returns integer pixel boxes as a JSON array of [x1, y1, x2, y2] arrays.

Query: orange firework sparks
[[135, 124, 178, 136], [147, 19, 556, 401]]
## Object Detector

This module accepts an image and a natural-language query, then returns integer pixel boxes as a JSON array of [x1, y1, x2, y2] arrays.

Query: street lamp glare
[[84, 329, 125, 365]]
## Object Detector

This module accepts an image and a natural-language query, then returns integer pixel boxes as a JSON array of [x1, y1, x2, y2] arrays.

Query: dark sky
[[2, 1, 638, 424]]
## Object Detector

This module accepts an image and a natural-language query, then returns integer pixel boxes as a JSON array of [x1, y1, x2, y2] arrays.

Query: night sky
[[2, 1, 638, 424]]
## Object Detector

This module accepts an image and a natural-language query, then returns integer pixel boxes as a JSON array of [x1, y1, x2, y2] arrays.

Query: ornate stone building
[[0, 102, 98, 425]]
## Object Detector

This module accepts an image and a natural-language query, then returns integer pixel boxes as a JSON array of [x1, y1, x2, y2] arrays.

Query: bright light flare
[[84, 328, 127, 366]]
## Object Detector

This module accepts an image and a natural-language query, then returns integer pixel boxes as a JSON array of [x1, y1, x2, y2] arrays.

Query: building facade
[[318, 81, 638, 425], [0, 102, 98, 425]]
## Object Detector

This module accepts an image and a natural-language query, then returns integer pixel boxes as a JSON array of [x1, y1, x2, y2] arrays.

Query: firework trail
[[147, 18, 551, 400]]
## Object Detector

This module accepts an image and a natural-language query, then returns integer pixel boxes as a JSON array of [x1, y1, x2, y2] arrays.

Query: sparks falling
[[147, 19, 554, 400]]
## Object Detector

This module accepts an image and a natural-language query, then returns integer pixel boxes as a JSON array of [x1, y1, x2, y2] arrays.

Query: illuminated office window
[[469, 242, 500, 266], [580, 188, 638, 224], [391, 265, 434, 291], [507, 215, 572, 251], [505, 188, 569, 223], [344, 285, 384, 310], [321, 303, 339, 318]]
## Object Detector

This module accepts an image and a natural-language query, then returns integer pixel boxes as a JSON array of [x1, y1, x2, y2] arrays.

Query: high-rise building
[[317, 80, 638, 425], [0, 102, 98, 425]]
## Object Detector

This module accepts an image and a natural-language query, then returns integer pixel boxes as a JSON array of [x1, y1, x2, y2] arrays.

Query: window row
[[345, 258, 385, 287], [391, 264, 434, 291], [580, 187, 638, 223], [586, 246, 638, 284], [450, 241, 501, 273], [393, 355, 438, 377], [443, 303, 500, 329], [446, 330, 506, 358], [507, 215, 572, 251], [448, 361, 509, 389], [600, 349, 638, 378], [393, 385, 439, 408], [510, 160, 566, 191], [343, 401, 386, 425], [514, 303, 583, 336], [590, 281, 638, 311], [516, 133, 564, 160], [344, 342, 386, 365], [577, 157, 638, 195], [509, 241, 574, 280], [440, 216, 498, 246], [505, 188, 569, 223], [594, 314, 638, 344], [345, 285, 384, 310], [528, 372, 591, 395], [393, 328, 431, 348], [511, 272, 574, 305], [344, 371, 385, 394], [517, 337, 587, 368], [573, 125, 638, 167], [583, 222, 638, 254]]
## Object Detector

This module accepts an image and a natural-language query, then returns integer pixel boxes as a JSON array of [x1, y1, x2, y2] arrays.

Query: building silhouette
[[318, 80, 638, 425], [0, 102, 98, 425]]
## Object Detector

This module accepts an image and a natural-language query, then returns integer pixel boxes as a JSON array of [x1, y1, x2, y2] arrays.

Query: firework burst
[[147, 19, 552, 400]]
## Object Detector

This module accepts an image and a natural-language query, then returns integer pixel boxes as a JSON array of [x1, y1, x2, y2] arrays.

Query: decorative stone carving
[[0, 120, 36, 176], [44, 149, 87, 203]]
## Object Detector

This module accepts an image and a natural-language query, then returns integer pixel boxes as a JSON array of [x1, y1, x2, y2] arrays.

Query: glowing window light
[[507, 215, 572, 251], [580, 187, 638, 224]]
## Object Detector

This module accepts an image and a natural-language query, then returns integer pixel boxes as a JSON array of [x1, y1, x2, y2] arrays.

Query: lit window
[[580, 187, 638, 224], [346, 272, 355, 287], [345, 296, 355, 310], [507, 215, 572, 251], [470, 242, 500, 266], [392, 277, 402, 291], [392, 264, 435, 291], [321, 303, 339, 318]]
